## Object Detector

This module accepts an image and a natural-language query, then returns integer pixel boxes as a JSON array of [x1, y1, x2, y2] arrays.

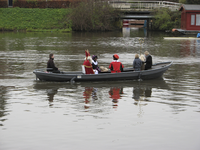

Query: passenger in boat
[[133, 54, 142, 71], [92, 55, 101, 74], [139, 54, 146, 70], [144, 51, 152, 70], [83, 50, 94, 74], [47, 53, 60, 73], [109, 54, 124, 73]]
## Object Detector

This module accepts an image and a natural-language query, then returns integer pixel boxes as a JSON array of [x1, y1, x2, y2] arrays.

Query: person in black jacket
[[144, 51, 152, 70], [47, 53, 60, 73], [92, 55, 101, 74]]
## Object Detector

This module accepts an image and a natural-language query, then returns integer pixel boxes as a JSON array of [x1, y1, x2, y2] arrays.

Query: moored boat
[[33, 61, 173, 82], [164, 37, 199, 40]]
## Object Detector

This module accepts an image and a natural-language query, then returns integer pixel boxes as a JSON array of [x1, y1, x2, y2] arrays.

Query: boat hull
[[33, 62, 172, 82]]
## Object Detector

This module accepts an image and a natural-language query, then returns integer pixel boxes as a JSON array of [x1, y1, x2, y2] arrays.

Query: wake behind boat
[[33, 61, 173, 82]]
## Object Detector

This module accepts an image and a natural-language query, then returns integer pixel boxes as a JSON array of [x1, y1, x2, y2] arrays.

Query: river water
[[0, 28, 200, 150]]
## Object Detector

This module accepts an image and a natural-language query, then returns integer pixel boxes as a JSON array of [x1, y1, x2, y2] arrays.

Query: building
[[179, 4, 200, 31]]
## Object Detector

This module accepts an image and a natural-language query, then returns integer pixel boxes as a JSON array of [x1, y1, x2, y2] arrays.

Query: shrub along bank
[[70, 1, 121, 31], [151, 8, 181, 31], [0, 7, 72, 32]]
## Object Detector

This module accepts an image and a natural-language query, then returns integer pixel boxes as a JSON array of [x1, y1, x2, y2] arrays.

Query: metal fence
[[109, 1, 181, 11]]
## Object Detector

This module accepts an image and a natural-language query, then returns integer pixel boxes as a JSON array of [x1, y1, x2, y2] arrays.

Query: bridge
[[109, 0, 181, 11], [108, 1, 182, 29]]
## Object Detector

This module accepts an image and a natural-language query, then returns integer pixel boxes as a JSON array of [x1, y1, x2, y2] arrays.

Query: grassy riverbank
[[0, 1, 120, 32], [0, 7, 72, 32]]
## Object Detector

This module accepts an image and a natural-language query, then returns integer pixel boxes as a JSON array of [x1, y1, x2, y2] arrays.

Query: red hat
[[113, 54, 119, 59], [85, 50, 90, 58]]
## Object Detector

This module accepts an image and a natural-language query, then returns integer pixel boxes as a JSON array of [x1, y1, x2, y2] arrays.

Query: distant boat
[[172, 28, 200, 35], [164, 37, 199, 40], [33, 62, 173, 82]]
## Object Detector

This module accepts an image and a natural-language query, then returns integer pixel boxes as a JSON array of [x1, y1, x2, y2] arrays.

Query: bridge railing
[[109, 1, 181, 11]]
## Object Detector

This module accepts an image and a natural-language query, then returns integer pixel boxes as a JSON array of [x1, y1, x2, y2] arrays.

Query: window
[[196, 14, 200, 26], [191, 15, 195, 25]]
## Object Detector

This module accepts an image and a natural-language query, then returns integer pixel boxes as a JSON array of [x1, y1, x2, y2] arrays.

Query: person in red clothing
[[83, 50, 94, 74], [109, 54, 124, 73]]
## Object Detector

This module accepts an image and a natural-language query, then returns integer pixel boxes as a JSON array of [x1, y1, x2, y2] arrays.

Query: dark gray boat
[[33, 61, 173, 82]]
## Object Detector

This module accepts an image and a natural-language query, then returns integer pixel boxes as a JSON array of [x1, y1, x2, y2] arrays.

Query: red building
[[179, 4, 200, 31]]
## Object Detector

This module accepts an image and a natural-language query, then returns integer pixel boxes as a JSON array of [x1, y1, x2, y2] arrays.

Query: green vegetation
[[151, 8, 181, 31], [0, 7, 72, 32], [179, 0, 186, 3], [26, 28, 71, 32], [70, 0, 121, 31], [0, 1, 120, 32], [179, 0, 200, 4]]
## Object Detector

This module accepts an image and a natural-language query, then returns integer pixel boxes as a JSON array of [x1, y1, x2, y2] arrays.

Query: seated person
[[47, 53, 60, 73], [109, 54, 124, 73], [133, 54, 142, 71], [83, 50, 94, 74], [92, 55, 101, 74], [144, 51, 152, 70], [139, 54, 146, 70]]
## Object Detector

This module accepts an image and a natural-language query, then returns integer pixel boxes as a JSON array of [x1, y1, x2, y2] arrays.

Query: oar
[[70, 76, 76, 83]]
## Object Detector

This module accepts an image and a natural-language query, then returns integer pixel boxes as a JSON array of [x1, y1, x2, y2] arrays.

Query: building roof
[[179, 4, 200, 11]]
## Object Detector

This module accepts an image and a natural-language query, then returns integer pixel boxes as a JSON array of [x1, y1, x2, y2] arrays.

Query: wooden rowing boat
[[33, 61, 173, 82]]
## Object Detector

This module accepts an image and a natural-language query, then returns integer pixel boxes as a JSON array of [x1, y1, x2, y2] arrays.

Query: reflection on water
[[0, 86, 8, 126], [32, 79, 170, 111], [109, 87, 123, 108], [47, 88, 58, 103], [123, 27, 148, 37], [132, 82, 152, 118], [197, 40, 200, 56], [180, 40, 200, 57], [31, 79, 181, 120], [132, 84, 152, 101], [83, 87, 94, 109]]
